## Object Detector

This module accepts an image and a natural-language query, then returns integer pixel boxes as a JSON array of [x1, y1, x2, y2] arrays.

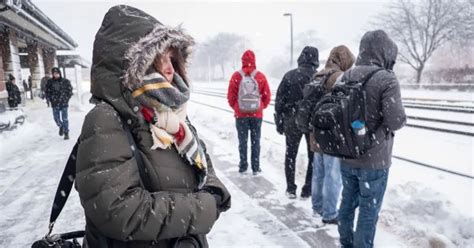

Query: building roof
[[0, 0, 77, 50]]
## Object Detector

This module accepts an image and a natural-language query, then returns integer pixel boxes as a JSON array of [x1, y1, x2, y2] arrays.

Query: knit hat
[[51, 67, 61, 74], [8, 74, 15, 81]]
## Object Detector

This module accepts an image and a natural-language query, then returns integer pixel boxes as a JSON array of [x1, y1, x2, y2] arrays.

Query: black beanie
[[51, 67, 61, 74], [8, 74, 15, 81]]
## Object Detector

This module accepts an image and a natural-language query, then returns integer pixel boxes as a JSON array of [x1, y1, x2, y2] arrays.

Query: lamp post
[[283, 13, 293, 68]]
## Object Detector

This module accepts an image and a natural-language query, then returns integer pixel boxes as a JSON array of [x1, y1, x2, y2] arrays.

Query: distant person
[[337, 30, 406, 247], [40, 73, 51, 106], [227, 50, 271, 175], [297, 45, 355, 225], [28, 75, 34, 100], [45, 67, 73, 140], [22, 79, 28, 101], [274, 46, 319, 199], [5, 74, 21, 109]]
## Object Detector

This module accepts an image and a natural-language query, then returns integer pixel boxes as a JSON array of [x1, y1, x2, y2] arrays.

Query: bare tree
[[207, 33, 248, 79], [374, 0, 472, 83], [189, 33, 248, 81]]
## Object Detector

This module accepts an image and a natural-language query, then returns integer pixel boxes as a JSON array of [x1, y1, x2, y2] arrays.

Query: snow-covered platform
[[0, 94, 472, 247]]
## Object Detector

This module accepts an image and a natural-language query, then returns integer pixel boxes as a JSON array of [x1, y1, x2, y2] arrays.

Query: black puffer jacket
[[45, 71, 72, 108], [342, 30, 406, 169], [275, 46, 319, 131]]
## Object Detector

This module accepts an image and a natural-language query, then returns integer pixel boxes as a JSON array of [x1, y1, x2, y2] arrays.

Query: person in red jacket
[[227, 50, 271, 175]]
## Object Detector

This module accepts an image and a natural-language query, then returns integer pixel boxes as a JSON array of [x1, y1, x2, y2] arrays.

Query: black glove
[[274, 113, 285, 135], [200, 186, 223, 218]]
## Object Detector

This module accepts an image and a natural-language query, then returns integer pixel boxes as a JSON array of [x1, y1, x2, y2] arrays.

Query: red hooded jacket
[[227, 50, 271, 118]]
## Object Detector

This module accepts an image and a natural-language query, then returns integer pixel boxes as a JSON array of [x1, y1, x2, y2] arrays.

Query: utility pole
[[283, 13, 293, 68]]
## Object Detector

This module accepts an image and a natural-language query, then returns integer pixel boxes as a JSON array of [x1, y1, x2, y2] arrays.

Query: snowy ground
[[1, 86, 473, 247]]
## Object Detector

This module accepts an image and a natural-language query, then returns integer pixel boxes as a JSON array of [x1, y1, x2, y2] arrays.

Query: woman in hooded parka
[[75, 5, 231, 248]]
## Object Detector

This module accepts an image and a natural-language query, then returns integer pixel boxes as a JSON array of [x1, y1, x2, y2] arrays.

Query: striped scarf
[[131, 70, 207, 188]]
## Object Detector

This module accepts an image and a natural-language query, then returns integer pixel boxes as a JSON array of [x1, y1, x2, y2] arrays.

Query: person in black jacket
[[274, 46, 319, 199], [45, 67, 73, 139], [28, 75, 34, 100], [6, 74, 21, 109]]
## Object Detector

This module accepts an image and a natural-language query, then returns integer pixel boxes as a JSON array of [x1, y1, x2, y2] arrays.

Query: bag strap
[[361, 68, 384, 86], [46, 113, 152, 236], [49, 140, 80, 226], [360, 68, 384, 127], [238, 69, 257, 79], [119, 118, 153, 190]]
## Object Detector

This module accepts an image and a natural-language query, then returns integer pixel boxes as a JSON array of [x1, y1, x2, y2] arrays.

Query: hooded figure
[[274, 46, 319, 199], [296, 45, 356, 225], [76, 5, 231, 248], [305, 45, 356, 152], [227, 50, 271, 119], [338, 30, 406, 248], [341, 30, 406, 169], [227, 50, 271, 174]]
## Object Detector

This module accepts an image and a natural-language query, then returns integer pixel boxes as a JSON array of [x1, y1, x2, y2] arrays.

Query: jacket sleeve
[[64, 79, 73, 99], [275, 74, 289, 116], [227, 72, 241, 112], [258, 73, 271, 109], [76, 103, 218, 241], [381, 75, 406, 131], [186, 119, 231, 213]]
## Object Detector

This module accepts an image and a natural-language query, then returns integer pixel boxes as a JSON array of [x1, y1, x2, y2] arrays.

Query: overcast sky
[[35, 0, 390, 68]]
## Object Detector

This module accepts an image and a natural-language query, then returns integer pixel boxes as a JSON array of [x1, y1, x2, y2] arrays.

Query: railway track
[[192, 89, 474, 137], [189, 98, 474, 180]]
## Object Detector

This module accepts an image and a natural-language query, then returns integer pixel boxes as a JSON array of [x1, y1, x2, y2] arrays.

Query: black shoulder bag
[[32, 117, 152, 248]]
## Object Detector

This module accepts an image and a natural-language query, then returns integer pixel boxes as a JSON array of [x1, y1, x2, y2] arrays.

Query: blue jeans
[[236, 118, 262, 172], [312, 153, 342, 220], [52, 106, 69, 133], [338, 162, 389, 248]]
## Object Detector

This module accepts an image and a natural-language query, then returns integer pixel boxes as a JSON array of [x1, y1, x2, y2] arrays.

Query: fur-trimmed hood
[[90, 5, 194, 121]]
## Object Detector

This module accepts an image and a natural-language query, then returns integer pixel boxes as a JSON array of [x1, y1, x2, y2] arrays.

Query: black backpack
[[295, 73, 332, 133], [311, 69, 383, 159]]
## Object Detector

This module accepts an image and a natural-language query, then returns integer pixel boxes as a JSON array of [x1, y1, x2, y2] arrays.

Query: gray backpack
[[238, 70, 260, 113]]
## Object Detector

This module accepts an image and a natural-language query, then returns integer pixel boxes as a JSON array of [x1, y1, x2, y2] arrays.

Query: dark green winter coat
[[75, 5, 231, 248]]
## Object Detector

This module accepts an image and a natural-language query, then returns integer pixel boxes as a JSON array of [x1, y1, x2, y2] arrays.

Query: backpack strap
[[360, 68, 384, 134], [250, 70, 258, 78], [238, 70, 245, 78], [238, 69, 258, 79], [46, 108, 152, 237], [361, 68, 384, 86]]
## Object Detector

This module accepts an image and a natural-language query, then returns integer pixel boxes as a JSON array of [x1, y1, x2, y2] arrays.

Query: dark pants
[[338, 162, 389, 248], [236, 117, 262, 172], [284, 125, 313, 194], [52, 106, 69, 133]]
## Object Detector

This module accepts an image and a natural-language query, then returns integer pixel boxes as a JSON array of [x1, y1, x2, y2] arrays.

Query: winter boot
[[59, 127, 64, 136], [322, 217, 338, 225], [285, 190, 297, 199], [252, 168, 262, 176], [300, 189, 311, 199], [64, 132, 69, 140]]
